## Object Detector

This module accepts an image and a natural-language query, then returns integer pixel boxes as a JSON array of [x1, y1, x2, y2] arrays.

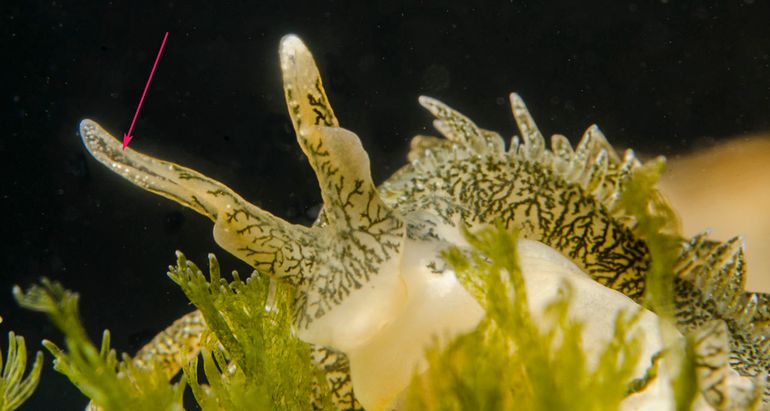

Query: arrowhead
[[122, 132, 133, 150]]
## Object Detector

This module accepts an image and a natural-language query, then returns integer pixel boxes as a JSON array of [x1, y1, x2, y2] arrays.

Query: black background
[[3, 1, 770, 409]]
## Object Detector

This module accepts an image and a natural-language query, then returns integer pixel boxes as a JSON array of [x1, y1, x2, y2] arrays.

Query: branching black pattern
[[388, 151, 650, 302], [310, 345, 363, 411]]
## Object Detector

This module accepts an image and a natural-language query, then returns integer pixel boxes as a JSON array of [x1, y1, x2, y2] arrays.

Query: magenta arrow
[[123, 31, 169, 150]]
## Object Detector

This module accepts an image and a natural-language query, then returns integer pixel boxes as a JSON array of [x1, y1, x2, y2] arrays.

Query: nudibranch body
[[79, 35, 769, 410]]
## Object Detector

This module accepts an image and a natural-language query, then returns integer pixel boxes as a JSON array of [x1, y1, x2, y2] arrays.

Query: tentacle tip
[[509, 92, 524, 105], [79, 118, 104, 154], [78, 118, 123, 159], [622, 148, 636, 160], [417, 95, 434, 106], [79, 118, 97, 140], [418, 96, 441, 114], [279, 34, 307, 57], [79, 118, 96, 130]]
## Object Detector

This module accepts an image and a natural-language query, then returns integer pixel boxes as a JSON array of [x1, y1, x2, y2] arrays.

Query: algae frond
[[168, 252, 331, 410], [14, 258, 331, 410], [0, 317, 43, 411], [14, 278, 185, 411]]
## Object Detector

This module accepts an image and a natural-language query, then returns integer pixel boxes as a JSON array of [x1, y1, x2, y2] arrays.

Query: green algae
[[0, 318, 42, 411], [14, 258, 331, 411], [168, 252, 331, 411], [15, 278, 185, 411]]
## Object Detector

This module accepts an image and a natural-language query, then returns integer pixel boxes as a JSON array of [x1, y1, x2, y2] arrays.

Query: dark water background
[[3, 1, 770, 409]]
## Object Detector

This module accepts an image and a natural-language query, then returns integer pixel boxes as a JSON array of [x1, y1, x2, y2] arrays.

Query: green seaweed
[[168, 252, 331, 410], [0, 317, 43, 411], [14, 278, 185, 411], [14, 256, 330, 411]]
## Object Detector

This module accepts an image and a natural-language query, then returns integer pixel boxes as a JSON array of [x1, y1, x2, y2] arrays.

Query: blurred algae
[[0, 317, 42, 411], [15, 279, 187, 411]]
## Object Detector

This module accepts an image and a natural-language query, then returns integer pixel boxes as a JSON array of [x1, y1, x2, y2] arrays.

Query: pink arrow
[[123, 32, 169, 150]]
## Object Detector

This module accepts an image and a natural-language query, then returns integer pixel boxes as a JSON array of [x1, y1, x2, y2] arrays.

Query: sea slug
[[79, 35, 769, 410]]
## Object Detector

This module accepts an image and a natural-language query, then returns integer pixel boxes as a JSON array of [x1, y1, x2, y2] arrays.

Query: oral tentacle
[[277, 36, 408, 343], [279, 35, 403, 236], [79, 119, 317, 286], [279, 34, 339, 132]]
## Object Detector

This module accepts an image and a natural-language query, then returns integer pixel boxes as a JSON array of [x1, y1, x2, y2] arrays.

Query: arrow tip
[[122, 132, 133, 150]]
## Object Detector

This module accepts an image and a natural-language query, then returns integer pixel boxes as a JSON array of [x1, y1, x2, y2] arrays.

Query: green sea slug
[[77, 35, 769, 410]]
